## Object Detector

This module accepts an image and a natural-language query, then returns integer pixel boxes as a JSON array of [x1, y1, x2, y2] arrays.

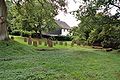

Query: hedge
[[10, 31, 73, 41]]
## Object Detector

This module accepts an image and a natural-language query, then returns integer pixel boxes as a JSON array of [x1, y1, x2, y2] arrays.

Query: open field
[[0, 36, 120, 80]]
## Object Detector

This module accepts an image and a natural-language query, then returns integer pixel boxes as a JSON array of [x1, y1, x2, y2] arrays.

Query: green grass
[[0, 36, 120, 80]]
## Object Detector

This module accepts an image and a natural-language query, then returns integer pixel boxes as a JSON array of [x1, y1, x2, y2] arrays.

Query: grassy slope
[[0, 37, 120, 80]]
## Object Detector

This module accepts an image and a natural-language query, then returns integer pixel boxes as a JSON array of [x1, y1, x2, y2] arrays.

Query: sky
[[55, 0, 80, 27]]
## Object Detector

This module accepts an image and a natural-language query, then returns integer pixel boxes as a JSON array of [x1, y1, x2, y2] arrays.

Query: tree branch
[[110, 3, 120, 9]]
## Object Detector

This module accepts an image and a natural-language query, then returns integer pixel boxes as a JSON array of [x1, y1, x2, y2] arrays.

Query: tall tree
[[0, 0, 66, 40], [0, 0, 9, 40]]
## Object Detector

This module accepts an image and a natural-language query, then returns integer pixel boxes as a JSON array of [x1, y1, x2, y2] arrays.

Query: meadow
[[0, 36, 120, 80]]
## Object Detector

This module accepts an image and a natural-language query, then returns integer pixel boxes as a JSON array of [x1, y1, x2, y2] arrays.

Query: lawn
[[0, 36, 120, 80]]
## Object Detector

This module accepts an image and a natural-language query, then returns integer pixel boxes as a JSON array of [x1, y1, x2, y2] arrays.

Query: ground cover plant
[[1, 0, 120, 80], [0, 37, 120, 80]]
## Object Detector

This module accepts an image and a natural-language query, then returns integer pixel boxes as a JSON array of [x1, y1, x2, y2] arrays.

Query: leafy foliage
[[71, 0, 120, 49], [6, 0, 67, 38]]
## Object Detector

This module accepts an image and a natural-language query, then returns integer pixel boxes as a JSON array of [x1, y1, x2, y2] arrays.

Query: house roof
[[55, 20, 70, 29]]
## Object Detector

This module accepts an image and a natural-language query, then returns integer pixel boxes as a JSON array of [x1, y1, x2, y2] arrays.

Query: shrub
[[10, 30, 21, 36], [31, 33, 73, 41], [31, 33, 41, 38], [101, 37, 120, 49], [21, 31, 31, 37], [101, 27, 120, 49], [54, 36, 73, 41], [10, 30, 32, 37]]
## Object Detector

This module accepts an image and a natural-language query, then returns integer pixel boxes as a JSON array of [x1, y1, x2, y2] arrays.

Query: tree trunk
[[0, 0, 9, 40], [37, 23, 42, 39], [38, 24, 42, 39], [39, 30, 42, 39]]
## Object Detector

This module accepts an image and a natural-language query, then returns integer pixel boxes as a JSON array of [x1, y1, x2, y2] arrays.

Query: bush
[[101, 37, 120, 49], [31, 33, 42, 38], [101, 27, 120, 49], [11, 30, 73, 41], [10, 30, 32, 37], [53, 36, 73, 41], [10, 30, 21, 36], [21, 31, 31, 37], [31, 33, 73, 41]]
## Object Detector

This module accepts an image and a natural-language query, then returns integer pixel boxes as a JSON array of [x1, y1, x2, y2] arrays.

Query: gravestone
[[28, 36, 32, 45], [39, 40, 42, 45], [56, 41, 58, 44], [59, 41, 63, 45], [54, 42, 56, 46], [72, 40, 76, 44], [76, 40, 81, 46], [33, 41, 38, 47], [44, 40, 47, 46], [71, 42, 74, 47], [24, 37, 27, 42], [47, 39, 53, 47], [47, 39, 49, 45], [65, 42, 67, 46]]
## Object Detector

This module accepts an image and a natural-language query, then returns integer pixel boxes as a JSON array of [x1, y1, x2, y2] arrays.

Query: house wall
[[61, 29, 69, 36], [48, 28, 61, 36]]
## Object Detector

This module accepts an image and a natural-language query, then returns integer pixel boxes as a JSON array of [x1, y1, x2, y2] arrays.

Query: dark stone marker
[[47, 39, 53, 47], [33, 41, 38, 47], [54, 42, 56, 46], [28, 37, 32, 45], [39, 40, 42, 45], [76, 40, 81, 46], [56, 41, 58, 44], [24, 37, 28, 42], [71, 42, 74, 47], [65, 42, 67, 46], [59, 41, 63, 45], [44, 41, 47, 46]]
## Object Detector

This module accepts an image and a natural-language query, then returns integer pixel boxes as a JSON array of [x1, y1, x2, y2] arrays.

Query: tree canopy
[[0, 0, 67, 39], [71, 0, 120, 49]]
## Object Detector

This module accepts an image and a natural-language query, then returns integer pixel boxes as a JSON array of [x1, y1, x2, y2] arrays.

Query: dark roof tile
[[55, 20, 70, 29]]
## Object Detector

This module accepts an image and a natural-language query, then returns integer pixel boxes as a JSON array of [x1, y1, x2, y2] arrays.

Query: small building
[[48, 20, 71, 36]]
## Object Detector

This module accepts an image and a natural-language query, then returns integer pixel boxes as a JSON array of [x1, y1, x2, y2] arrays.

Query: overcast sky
[[55, 0, 80, 27]]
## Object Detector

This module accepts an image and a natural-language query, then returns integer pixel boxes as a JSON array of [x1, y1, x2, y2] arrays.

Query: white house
[[48, 20, 71, 36]]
